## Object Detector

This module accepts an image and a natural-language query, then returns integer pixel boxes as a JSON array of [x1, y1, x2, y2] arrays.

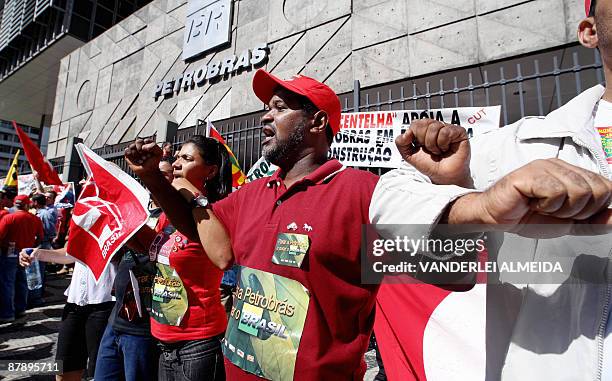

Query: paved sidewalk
[[0, 272, 382, 380], [0, 273, 70, 381]]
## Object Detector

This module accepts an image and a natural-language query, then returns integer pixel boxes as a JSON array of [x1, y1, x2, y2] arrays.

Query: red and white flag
[[374, 283, 486, 381], [374, 253, 488, 380], [67, 144, 149, 281], [12, 120, 62, 185]]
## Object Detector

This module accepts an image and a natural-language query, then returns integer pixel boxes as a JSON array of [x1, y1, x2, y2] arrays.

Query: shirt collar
[[517, 84, 605, 141], [266, 159, 346, 188]]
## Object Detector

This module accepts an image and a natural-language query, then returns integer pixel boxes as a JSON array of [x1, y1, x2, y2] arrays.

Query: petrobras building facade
[[45, 0, 594, 178]]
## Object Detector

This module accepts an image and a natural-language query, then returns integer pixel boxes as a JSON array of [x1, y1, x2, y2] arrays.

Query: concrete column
[[150, 110, 178, 145], [156, 120, 178, 145], [62, 136, 83, 184]]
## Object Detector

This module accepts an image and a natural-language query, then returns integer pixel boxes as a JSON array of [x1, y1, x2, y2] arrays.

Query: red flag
[[206, 120, 226, 145], [375, 283, 486, 380], [12, 120, 62, 185], [374, 253, 488, 380], [67, 144, 150, 281]]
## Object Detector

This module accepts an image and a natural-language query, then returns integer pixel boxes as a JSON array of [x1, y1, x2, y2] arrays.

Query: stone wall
[[47, 0, 584, 158]]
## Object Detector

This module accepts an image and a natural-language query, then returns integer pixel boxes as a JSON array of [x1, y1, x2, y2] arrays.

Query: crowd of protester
[[0, 181, 73, 324], [0, 1, 611, 380]]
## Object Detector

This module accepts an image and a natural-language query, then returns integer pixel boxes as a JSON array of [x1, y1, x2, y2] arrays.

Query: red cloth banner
[[67, 144, 149, 281], [12, 120, 62, 185]]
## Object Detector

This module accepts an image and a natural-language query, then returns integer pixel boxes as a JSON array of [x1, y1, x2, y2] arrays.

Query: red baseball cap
[[252, 69, 342, 136], [586, 0, 593, 15], [14, 194, 30, 205]]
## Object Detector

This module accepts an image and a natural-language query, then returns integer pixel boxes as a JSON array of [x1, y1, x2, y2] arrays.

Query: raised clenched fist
[[124, 137, 163, 180], [396, 119, 472, 187]]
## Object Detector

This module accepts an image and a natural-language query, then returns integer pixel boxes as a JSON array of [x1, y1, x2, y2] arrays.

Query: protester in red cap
[[369, 0, 612, 379], [0, 194, 43, 323], [126, 69, 380, 380]]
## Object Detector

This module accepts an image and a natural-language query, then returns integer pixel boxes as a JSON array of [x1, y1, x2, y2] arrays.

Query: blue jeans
[[0, 255, 28, 320], [158, 335, 225, 381], [95, 325, 158, 381]]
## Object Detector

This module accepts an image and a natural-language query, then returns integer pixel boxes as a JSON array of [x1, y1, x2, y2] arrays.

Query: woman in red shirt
[[130, 136, 231, 381]]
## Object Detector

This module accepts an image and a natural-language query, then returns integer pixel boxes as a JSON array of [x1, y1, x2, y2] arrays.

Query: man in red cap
[[0, 194, 43, 322], [369, 0, 612, 379], [125, 69, 379, 380]]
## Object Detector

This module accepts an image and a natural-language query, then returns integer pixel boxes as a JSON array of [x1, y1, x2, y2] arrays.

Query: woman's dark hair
[[184, 135, 232, 202]]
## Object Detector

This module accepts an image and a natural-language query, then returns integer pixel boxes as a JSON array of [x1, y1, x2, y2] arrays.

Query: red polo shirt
[[0, 210, 43, 251], [213, 159, 379, 380]]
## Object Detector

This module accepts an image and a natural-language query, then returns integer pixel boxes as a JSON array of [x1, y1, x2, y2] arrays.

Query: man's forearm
[[139, 171, 199, 242]]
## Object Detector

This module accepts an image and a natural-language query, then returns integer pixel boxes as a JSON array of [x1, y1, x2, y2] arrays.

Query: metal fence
[[170, 43, 604, 177], [50, 43, 605, 180]]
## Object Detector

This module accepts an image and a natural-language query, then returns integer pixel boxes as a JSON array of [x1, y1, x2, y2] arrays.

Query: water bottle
[[24, 248, 42, 291]]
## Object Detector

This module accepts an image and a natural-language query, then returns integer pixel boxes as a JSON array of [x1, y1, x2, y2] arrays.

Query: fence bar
[[553, 55, 563, 109], [534, 60, 544, 115], [439, 79, 444, 108], [453, 76, 459, 107], [468, 72, 474, 107], [595, 49, 604, 84], [517, 63, 525, 118], [500, 66, 508, 125], [249, 117, 256, 167], [573, 51, 582, 96], [483, 71, 490, 107], [353, 80, 360, 113]]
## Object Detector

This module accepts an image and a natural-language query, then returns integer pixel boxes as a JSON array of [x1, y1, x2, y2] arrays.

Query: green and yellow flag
[[206, 120, 247, 188], [4, 149, 19, 187]]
